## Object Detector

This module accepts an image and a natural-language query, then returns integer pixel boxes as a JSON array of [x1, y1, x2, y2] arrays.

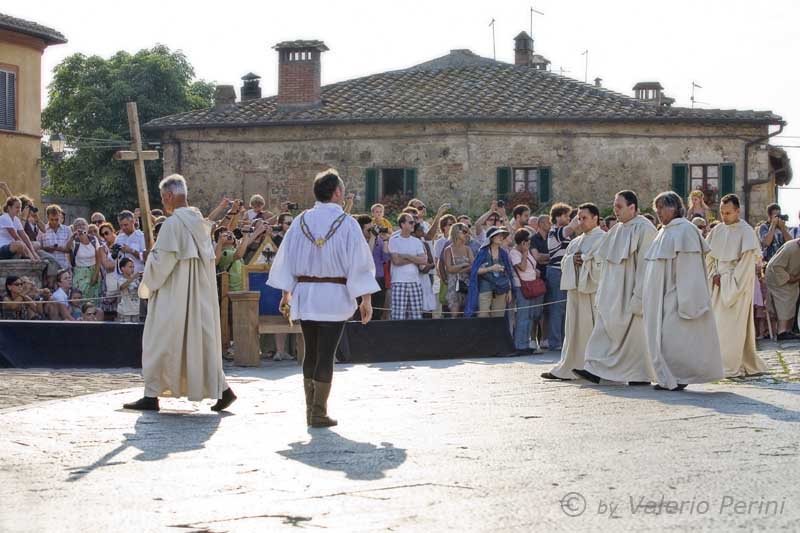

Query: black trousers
[[300, 320, 346, 383]]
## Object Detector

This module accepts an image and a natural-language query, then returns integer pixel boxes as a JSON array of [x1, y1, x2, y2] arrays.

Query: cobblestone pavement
[[0, 341, 798, 411], [2, 349, 800, 532]]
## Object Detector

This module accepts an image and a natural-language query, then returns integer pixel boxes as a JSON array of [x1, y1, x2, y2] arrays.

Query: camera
[[369, 226, 389, 236], [29, 206, 38, 213], [497, 200, 505, 208], [110, 243, 123, 259], [272, 225, 283, 233], [779, 214, 789, 221], [287, 202, 299, 210]]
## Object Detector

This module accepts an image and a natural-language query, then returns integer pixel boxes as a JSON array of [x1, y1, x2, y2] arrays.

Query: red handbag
[[516, 256, 546, 299]]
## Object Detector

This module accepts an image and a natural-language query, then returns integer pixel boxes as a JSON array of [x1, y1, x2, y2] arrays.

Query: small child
[[69, 288, 83, 320], [106, 257, 141, 322]]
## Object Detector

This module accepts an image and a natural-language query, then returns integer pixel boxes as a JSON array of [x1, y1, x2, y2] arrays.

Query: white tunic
[[267, 201, 379, 322], [550, 226, 605, 379], [706, 220, 767, 377], [644, 217, 724, 389], [138, 207, 227, 401], [583, 216, 657, 382]]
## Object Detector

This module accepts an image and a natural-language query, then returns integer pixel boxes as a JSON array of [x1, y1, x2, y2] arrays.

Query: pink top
[[509, 249, 537, 287]]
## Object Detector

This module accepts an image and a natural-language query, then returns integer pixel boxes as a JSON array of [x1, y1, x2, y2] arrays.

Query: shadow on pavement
[[66, 411, 225, 482], [278, 430, 407, 480], [591, 385, 800, 422]]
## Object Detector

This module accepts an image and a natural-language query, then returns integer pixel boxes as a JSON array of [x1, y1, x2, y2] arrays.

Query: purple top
[[373, 238, 391, 278]]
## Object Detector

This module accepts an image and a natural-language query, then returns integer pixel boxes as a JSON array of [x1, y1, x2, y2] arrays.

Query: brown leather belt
[[297, 276, 347, 285]]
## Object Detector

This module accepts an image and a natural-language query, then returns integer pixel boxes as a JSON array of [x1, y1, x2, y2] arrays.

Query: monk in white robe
[[765, 239, 800, 339], [576, 191, 657, 385], [123, 174, 234, 412], [644, 192, 723, 391], [543, 205, 605, 380], [706, 194, 767, 377]]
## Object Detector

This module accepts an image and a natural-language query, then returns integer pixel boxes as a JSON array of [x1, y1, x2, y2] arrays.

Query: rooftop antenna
[[690, 81, 705, 108], [489, 18, 496, 59], [581, 49, 589, 83], [530, 6, 544, 38]]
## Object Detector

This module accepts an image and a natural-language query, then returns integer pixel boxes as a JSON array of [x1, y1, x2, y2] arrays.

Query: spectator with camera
[[214, 220, 268, 291], [272, 213, 293, 247], [474, 201, 508, 246], [442, 222, 474, 316], [69, 218, 104, 301], [356, 214, 391, 314], [759, 203, 792, 262], [1, 275, 43, 320], [245, 194, 270, 221], [116, 210, 147, 273], [465, 226, 514, 318], [389, 213, 427, 320], [106, 257, 142, 322]]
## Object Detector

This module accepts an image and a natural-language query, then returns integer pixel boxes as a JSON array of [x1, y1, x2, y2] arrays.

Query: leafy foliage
[[41, 45, 214, 219]]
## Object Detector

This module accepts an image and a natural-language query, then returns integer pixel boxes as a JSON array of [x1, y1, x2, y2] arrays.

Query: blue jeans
[[513, 287, 536, 350], [545, 268, 567, 350]]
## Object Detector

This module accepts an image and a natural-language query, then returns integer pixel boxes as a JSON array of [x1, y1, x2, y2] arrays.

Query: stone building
[[0, 13, 66, 200], [144, 33, 791, 221]]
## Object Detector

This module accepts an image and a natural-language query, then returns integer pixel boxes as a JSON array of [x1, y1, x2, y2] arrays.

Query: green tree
[[41, 45, 214, 219]]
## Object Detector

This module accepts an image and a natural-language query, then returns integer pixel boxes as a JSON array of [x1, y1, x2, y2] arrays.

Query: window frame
[[512, 167, 540, 196], [0, 64, 19, 132], [379, 167, 417, 199], [689, 163, 722, 205]]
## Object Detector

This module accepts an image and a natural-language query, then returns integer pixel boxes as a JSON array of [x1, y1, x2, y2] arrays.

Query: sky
[[7, 0, 800, 221]]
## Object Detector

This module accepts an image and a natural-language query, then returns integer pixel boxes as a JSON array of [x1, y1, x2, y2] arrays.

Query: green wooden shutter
[[496, 167, 511, 201], [403, 168, 417, 197], [538, 167, 551, 204], [720, 163, 735, 196], [365, 168, 378, 208], [671, 164, 688, 199]]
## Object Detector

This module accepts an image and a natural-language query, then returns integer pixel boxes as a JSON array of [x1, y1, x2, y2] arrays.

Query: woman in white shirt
[[0, 196, 39, 261], [70, 218, 104, 301]]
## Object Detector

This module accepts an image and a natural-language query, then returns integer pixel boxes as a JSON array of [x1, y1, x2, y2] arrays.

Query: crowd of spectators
[[3, 173, 795, 351]]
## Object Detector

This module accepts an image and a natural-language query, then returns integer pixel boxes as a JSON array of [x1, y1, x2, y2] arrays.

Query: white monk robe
[[138, 207, 227, 401], [706, 220, 768, 377], [643, 217, 723, 389], [267, 201, 379, 321], [583, 216, 657, 382], [765, 239, 800, 322], [549, 226, 605, 379]]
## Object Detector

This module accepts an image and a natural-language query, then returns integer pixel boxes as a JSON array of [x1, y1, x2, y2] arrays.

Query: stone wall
[[159, 120, 776, 222]]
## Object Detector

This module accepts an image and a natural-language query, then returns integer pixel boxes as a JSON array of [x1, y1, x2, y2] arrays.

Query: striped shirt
[[547, 226, 572, 270], [38, 224, 72, 269]]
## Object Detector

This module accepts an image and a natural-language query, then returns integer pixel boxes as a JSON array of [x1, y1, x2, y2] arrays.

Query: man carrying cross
[[268, 169, 378, 427]]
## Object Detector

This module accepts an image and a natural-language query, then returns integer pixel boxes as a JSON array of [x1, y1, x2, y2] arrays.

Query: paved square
[[2, 345, 799, 532]]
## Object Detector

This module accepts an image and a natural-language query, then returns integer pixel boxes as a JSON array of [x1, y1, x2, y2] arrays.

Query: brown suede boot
[[303, 378, 314, 425], [310, 380, 337, 428]]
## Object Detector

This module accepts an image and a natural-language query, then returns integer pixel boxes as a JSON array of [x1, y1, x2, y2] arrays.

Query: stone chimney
[[213, 85, 236, 111], [514, 31, 550, 71], [240, 72, 262, 101], [273, 39, 329, 109], [594, 77, 603, 88], [633, 82, 664, 103], [514, 31, 534, 66]]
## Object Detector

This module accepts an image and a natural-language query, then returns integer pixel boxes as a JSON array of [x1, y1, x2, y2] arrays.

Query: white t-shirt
[[509, 248, 537, 287], [115, 230, 146, 272], [52, 287, 69, 307], [74, 240, 98, 267], [106, 273, 140, 316], [0, 213, 23, 248], [388, 234, 424, 284]]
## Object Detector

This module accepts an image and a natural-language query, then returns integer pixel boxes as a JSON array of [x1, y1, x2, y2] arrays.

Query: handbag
[[451, 248, 469, 294], [516, 255, 546, 299]]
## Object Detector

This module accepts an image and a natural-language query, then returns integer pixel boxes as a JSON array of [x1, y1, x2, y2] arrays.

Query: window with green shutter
[[538, 167, 551, 204], [496, 167, 511, 201], [720, 163, 735, 196], [0, 69, 16, 131], [365, 168, 378, 209], [403, 168, 417, 197], [672, 164, 688, 199]]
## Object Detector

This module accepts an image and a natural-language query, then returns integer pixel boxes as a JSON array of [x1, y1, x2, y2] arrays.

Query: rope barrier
[[344, 298, 569, 323]]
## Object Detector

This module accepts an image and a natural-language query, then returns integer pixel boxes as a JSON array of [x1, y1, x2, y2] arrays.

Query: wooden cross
[[113, 101, 158, 250]]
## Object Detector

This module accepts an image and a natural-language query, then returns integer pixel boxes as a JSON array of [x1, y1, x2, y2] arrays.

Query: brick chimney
[[240, 72, 262, 101], [273, 40, 329, 109], [213, 85, 236, 111]]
